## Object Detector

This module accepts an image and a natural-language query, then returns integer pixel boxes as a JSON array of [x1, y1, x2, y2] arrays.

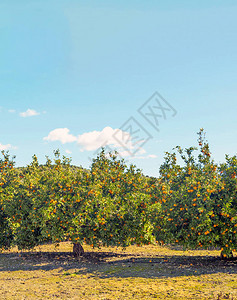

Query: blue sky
[[1, 0, 237, 176]]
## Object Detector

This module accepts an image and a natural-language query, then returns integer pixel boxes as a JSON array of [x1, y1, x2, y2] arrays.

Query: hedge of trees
[[0, 129, 236, 258]]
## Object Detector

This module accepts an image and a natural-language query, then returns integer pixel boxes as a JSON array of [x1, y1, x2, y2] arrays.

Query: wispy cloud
[[20, 109, 40, 117], [118, 148, 146, 157], [133, 154, 158, 160], [148, 154, 157, 158], [0, 143, 17, 151], [8, 109, 16, 113], [65, 149, 72, 154]]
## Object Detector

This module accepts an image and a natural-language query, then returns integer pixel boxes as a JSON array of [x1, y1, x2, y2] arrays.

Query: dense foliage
[[0, 129, 236, 258], [151, 129, 237, 258]]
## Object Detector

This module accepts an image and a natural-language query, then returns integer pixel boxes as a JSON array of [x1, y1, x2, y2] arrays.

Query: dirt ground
[[0, 243, 236, 299]]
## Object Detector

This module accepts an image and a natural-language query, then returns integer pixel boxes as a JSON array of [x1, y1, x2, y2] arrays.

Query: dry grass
[[0, 242, 236, 299]]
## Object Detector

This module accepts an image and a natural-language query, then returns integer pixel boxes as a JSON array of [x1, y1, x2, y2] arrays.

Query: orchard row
[[0, 129, 236, 258]]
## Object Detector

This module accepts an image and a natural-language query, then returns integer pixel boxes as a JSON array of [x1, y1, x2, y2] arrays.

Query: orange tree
[[216, 155, 237, 258], [7, 149, 155, 254], [151, 129, 236, 258], [0, 151, 15, 250], [6, 151, 90, 253], [88, 149, 155, 248], [5, 154, 51, 250]]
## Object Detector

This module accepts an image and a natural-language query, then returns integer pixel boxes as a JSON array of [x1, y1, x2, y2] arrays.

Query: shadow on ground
[[0, 251, 236, 278]]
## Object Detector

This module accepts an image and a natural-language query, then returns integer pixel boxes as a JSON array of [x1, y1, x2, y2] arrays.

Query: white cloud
[[118, 148, 146, 158], [138, 148, 146, 155], [8, 109, 16, 113], [147, 154, 157, 158], [118, 150, 133, 157], [44, 126, 147, 157], [133, 154, 157, 160], [43, 128, 77, 144], [77, 126, 137, 151], [65, 149, 72, 154], [20, 109, 40, 117], [0, 143, 16, 151]]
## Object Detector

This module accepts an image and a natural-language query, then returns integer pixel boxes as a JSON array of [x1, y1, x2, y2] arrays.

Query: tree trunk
[[73, 243, 84, 257]]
